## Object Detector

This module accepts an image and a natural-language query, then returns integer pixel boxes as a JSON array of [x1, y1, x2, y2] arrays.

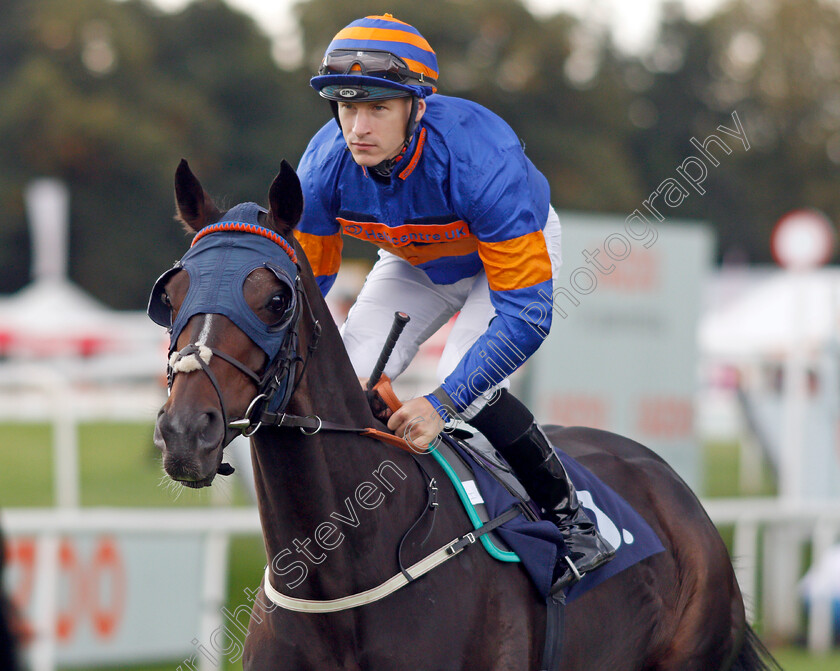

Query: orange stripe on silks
[[399, 128, 427, 180], [337, 216, 470, 248], [368, 14, 413, 27], [477, 231, 553, 292], [294, 230, 343, 278], [337, 218, 479, 265], [393, 238, 478, 265], [401, 58, 438, 82], [333, 26, 435, 56]]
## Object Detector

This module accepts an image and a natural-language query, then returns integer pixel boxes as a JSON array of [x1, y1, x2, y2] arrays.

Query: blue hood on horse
[[148, 202, 299, 362]]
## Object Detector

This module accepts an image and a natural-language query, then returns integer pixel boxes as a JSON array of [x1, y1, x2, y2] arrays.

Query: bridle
[[148, 207, 322, 454], [148, 206, 526, 615], [166, 275, 322, 445]]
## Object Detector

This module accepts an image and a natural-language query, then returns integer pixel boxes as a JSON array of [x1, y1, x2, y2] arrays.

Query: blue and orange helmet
[[311, 14, 439, 102]]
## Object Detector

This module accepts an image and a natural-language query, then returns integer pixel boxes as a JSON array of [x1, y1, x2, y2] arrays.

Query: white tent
[[0, 178, 165, 380], [700, 267, 840, 360], [0, 278, 162, 360]]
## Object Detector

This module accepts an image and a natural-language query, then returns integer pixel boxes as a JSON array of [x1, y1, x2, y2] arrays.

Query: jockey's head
[[310, 15, 438, 175]]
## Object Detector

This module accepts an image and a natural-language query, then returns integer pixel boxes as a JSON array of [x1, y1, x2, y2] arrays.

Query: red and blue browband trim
[[191, 221, 298, 264]]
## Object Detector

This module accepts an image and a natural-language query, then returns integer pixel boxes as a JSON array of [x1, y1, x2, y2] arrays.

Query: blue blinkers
[[147, 203, 303, 421], [148, 203, 299, 362]]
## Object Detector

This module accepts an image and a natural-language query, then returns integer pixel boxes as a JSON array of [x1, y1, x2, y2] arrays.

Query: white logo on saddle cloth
[[577, 490, 633, 550], [462, 480, 484, 506]]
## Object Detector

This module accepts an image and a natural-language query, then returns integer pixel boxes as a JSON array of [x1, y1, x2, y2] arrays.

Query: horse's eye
[[161, 292, 172, 308], [267, 292, 288, 313]]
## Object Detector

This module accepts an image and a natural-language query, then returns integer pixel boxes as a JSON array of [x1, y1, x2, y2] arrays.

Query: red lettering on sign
[[6, 539, 35, 609], [89, 537, 125, 639], [549, 395, 609, 429], [636, 396, 694, 438], [600, 249, 659, 292], [5, 539, 36, 643], [56, 539, 83, 642], [5, 535, 127, 645]]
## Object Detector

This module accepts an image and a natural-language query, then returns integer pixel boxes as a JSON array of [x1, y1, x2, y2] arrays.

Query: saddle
[[369, 379, 666, 602]]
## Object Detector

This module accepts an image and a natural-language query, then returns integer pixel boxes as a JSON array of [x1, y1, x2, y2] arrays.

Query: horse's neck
[[287, 251, 374, 425], [250, 258, 423, 596], [250, 395, 421, 600]]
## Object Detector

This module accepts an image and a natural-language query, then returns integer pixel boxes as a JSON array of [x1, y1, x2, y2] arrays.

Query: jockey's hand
[[387, 396, 444, 452]]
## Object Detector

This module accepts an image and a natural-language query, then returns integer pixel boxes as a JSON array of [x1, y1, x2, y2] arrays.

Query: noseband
[[166, 300, 309, 443], [148, 204, 321, 448]]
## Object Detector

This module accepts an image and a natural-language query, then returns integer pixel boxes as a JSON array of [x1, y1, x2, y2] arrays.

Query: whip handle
[[367, 312, 410, 391]]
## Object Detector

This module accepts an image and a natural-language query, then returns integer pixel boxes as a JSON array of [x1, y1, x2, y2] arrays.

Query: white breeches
[[341, 207, 562, 419]]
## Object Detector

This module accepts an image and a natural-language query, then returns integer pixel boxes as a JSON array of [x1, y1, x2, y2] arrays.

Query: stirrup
[[563, 555, 582, 584], [549, 557, 582, 595]]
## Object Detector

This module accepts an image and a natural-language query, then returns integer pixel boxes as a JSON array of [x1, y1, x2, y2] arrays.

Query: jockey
[[296, 14, 613, 592]]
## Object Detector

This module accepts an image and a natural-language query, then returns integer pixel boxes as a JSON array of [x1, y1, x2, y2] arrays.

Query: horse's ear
[[267, 160, 303, 234], [174, 159, 219, 233]]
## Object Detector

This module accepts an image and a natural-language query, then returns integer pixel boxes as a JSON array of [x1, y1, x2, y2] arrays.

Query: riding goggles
[[319, 49, 437, 87]]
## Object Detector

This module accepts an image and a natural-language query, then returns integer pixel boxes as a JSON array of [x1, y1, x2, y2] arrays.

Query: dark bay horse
[[150, 160, 779, 670]]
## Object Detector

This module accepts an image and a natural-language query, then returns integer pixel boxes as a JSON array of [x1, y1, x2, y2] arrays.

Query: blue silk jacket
[[295, 94, 554, 416]]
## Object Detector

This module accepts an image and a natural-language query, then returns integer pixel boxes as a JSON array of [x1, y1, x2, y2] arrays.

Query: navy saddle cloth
[[439, 433, 666, 601]]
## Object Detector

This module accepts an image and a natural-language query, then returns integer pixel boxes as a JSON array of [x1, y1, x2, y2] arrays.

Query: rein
[[162, 225, 521, 614], [262, 505, 522, 613]]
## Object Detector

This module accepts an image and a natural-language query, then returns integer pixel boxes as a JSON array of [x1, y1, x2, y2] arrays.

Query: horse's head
[[148, 159, 304, 487]]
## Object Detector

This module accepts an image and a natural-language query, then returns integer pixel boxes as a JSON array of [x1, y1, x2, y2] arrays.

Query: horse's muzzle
[[154, 405, 225, 486]]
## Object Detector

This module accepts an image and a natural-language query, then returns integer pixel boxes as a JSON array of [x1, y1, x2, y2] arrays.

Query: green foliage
[[2, 0, 840, 309], [0, 0, 325, 307]]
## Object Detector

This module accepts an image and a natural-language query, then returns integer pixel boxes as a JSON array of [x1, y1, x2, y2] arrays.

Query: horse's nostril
[[156, 407, 224, 452], [196, 409, 224, 450]]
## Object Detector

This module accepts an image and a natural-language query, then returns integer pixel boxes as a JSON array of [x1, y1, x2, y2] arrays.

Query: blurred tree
[[0, 0, 322, 307], [629, 0, 840, 263], [3, 0, 840, 309]]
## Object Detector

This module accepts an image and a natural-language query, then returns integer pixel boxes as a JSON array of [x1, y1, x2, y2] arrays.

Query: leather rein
[[167, 259, 516, 614]]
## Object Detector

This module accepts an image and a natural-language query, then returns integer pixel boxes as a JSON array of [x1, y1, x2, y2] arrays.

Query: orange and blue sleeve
[[294, 230, 343, 295], [296, 124, 345, 295], [426, 139, 554, 416]]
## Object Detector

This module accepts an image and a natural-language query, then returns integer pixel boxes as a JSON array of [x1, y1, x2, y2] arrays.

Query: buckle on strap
[[564, 555, 583, 583], [445, 505, 523, 555], [447, 531, 477, 555]]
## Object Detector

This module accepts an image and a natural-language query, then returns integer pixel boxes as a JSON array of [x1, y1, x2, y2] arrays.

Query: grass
[[0, 422, 250, 508], [2, 422, 838, 670], [773, 647, 840, 670]]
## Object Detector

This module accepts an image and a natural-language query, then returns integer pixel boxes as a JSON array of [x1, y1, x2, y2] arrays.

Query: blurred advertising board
[[527, 213, 714, 490], [5, 533, 205, 666]]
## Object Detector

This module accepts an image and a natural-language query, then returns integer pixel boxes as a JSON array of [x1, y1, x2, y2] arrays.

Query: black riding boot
[[468, 391, 615, 593], [499, 422, 615, 592]]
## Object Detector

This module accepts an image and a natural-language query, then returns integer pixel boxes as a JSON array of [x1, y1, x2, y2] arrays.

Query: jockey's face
[[338, 97, 426, 167]]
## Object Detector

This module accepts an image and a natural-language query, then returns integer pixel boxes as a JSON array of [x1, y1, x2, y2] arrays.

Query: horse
[[149, 159, 780, 671]]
